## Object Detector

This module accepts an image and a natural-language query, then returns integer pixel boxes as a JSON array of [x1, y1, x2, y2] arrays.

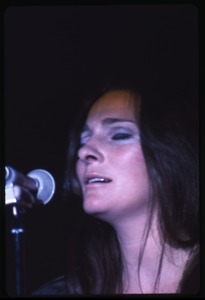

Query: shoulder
[[179, 246, 200, 295], [31, 276, 67, 296]]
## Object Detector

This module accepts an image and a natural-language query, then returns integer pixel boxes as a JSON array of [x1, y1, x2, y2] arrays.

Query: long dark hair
[[62, 79, 199, 294]]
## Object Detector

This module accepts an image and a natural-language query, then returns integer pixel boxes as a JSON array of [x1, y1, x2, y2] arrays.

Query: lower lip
[[86, 182, 111, 187]]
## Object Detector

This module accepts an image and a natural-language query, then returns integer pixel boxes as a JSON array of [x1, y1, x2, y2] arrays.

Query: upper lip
[[84, 173, 112, 184]]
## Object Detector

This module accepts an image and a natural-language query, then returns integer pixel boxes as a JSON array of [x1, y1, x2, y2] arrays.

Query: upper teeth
[[87, 177, 109, 183]]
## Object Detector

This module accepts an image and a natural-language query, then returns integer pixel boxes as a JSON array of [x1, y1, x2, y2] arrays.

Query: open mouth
[[86, 177, 112, 184]]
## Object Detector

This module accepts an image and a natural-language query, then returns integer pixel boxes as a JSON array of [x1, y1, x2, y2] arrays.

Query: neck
[[115, 210, 162, 293], [112, 211, 189, 294], [114, 206, 158, 255]]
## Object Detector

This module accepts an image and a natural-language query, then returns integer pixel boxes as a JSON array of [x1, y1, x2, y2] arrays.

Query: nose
[[77, 142, 103, 163]]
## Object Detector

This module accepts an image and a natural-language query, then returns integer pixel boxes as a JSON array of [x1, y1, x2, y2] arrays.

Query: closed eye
[[112, 133, 133, 140], [79, 136, 89, 147]]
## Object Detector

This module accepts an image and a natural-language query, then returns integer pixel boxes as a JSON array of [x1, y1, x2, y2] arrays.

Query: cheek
[[125, 151, 150, 205], [117, 146, 146, 170], [120, 147, 149, 185], [76, 160, 83, 182]]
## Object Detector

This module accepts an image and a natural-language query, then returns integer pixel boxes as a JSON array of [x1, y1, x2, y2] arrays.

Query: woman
[[33, 81, 199, 295]]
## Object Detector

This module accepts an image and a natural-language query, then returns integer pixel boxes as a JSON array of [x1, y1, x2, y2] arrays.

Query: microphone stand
[[6, 184, 26, 296], [5, 168, 55, 296]]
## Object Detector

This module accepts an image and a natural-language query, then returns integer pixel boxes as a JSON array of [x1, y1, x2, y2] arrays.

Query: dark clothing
[[32, 276, 67, 296], [32, 248, 200, 296], [178, 247, 200, 295]]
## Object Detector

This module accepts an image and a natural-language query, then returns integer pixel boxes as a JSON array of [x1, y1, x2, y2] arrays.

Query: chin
[[83, 197, 107, 216]]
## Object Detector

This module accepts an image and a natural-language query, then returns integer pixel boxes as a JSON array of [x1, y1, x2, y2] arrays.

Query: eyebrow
[[102, 117, 136, 125], [81, 118, 136, 134]]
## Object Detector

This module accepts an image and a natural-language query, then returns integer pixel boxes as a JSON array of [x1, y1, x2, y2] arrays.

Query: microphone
[[5, 166, 56, 206]]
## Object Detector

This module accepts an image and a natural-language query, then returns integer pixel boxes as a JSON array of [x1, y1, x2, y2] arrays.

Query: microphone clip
[[5, 183, 18, 205]]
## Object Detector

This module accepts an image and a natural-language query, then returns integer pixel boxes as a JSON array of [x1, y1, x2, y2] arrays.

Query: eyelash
[[112, 133, 132, 140], [79, 138, 88, 147], [79, 132, 134, 146]]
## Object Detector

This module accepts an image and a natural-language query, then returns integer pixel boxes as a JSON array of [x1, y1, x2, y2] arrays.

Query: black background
[[4, 3, 199, 296]]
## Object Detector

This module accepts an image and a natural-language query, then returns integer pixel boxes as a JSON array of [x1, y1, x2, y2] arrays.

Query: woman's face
[[76, 90, 151, 224]]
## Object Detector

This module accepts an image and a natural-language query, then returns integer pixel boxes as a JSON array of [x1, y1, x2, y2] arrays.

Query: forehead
[[87, 90, 140, 121]]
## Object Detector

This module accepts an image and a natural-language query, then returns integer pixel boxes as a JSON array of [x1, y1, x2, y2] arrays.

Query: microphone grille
[[27, 169, 56, 204]]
